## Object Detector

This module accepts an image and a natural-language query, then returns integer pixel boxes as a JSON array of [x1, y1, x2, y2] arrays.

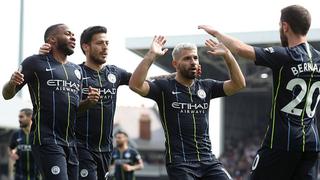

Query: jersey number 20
[[281, 78, 320, 118]]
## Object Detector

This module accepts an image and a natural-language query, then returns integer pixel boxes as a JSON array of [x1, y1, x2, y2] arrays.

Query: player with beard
[[74, 26, 132, 180], [38, 25, 131, 179], [199, 4, 320, 180], [8, 108, 40, 180], [3, 24, 100, 180], [39, 26, 175, 180], [129, 36, 245, 179], [111, 131, 143, 180]]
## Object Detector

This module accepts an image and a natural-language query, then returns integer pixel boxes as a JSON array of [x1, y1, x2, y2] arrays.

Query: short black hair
[[80, 26, 107, 54], [20, 108, 33, 117], [44, 23, 65, 43], [115, 130, 128, 137], [281, 5, 311, 35]]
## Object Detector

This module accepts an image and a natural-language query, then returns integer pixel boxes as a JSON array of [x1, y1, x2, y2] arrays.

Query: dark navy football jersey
[[254, 43, 320, 152], [145, 78, 226, 163], [17, 54, 82, 147], [111, 148, 141, 180], [9, 129, 39, 178], [76, 64, 131, 152]]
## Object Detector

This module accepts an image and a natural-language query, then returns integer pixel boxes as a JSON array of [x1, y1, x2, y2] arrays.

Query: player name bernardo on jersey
[[291, 62, 320, 76]]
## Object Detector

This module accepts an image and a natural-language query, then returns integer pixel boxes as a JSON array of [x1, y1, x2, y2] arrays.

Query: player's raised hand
[[39, 43, 51, 55], [205, 39, 230, 57], [9, 71, 24, 86], [149, 35, 168, 57], [198, 25, 218, 37], [86, 86, 100, 104]]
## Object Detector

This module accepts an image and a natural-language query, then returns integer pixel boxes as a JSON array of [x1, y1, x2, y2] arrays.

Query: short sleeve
[[9, 131, 18, 149], [15, 56, 36, 92], [132, 149, 141, 163], [205, 79, 226, 99], [111, 150, 116, 164], [116, 66, 132, 86], [144, 80, 162, 101], [254, 46, 290, 69]]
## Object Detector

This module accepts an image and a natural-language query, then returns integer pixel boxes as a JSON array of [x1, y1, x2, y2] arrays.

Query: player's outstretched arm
[[205, 39, 246, 95], [2, 71, 24, 100], [129, 35, 168, 96], [198, 25, 256, 61]]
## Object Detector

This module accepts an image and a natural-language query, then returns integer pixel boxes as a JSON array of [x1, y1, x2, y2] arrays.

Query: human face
[[279, 22, 289, 47], [115, 133, 128, 147], [55, 25, 76, 56], [174, 49, 200, 79], [18, 112, 31, 128], [87, 33, 109, 65]]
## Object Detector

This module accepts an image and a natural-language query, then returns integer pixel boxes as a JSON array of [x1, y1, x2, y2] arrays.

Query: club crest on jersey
[[74, 69, 81, 80], [51, 166, 60, 175], [108, 73, 116, 83], [263, 47, 274, 54], [80, 169, 89, 177], [124, 152, 131, 158], [197, 89, 206, 99]]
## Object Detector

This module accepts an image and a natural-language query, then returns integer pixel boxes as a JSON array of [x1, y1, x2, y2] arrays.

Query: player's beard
[[179, 66, 196, 80], [280, 27, 289, 47], [116, 142, 124, 148], [19, 121, 29, 128], [89, 51, 106, 65], [57, 40, 74, 56]]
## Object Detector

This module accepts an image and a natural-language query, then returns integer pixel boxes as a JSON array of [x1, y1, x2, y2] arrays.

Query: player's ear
[[47, 37, 55, 44], [82, 43, 89, 53], [282, 22, 289, 32], [172, 59, 178, 68]]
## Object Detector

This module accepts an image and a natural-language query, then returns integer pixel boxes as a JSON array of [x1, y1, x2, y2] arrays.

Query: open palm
[[205, 39, 228, 56], [150, 35, 168, 56]]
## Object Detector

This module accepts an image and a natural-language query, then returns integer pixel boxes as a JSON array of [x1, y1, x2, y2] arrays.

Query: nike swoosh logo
[[172, 91, 182, 95], [45, 68, 55, 71]]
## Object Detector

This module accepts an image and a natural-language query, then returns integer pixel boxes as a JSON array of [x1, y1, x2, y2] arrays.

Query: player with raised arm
[[199, 4, 320, 180], [38, 26, 175, 180], [2, 24, 99, 180], [129, 35, 245, 180]]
